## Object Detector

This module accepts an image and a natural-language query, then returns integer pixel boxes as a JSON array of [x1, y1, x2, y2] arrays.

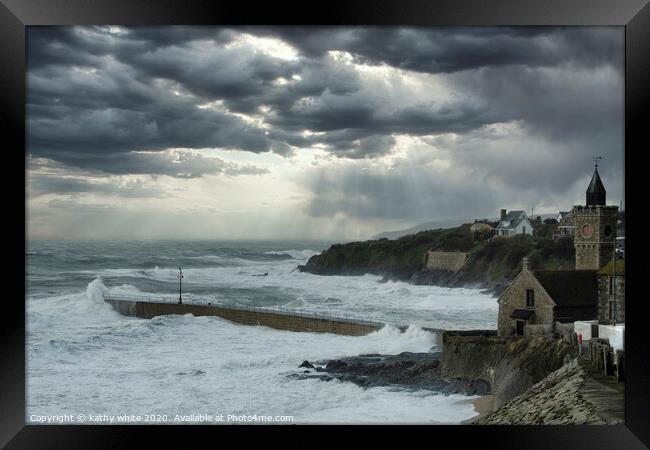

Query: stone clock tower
[[573, 162, 618, 270]]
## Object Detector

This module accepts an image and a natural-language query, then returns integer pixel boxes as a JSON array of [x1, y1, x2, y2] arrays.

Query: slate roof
[[598, 258, 625, 276], [505, 210, 526, 220], [586, 167, 606, 205], [496, 214, 535, 231], [510, 309, 535, 320], [532, 270, 598, 307]]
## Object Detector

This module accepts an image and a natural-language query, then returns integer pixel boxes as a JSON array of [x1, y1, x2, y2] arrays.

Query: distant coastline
[[298, 223, 576, 296]]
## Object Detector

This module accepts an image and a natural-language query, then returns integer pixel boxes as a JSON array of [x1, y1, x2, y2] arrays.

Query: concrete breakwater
[[103, 293, 443, 343]]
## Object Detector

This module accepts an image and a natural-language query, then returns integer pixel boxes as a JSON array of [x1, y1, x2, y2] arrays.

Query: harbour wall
[[104, 297, 443, 343], [423, 251, 468, 272]]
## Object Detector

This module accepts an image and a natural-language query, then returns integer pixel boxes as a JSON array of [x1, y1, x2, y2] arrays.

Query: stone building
[[470, 221, 494, 233], [496, 163, 619, 336], [554, 210, 576, 240], [572, 166, 618, 270], [497, 258, 597, 336], [470, 221, 494, 241], [597, 258, 625, 325]]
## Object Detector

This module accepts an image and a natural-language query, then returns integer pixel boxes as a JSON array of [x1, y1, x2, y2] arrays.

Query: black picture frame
[[3, 0, 649, 447]]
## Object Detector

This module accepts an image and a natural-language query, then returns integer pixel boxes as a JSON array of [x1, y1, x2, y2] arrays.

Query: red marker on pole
[[578, 333, 583, 355]]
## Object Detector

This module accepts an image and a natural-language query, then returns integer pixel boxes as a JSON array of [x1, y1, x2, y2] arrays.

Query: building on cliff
[[497, 162, 621, 337], [494, 209, 536, 237], [497, 258, 598, 336], [554, 210, 576, 240], [470, 221, 494, 233]]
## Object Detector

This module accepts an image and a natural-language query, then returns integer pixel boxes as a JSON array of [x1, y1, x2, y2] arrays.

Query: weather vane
[[593, 156, 602, 168]]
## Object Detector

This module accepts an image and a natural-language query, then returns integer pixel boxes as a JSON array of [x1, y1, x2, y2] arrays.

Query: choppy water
[[26, 240, 498, 424]]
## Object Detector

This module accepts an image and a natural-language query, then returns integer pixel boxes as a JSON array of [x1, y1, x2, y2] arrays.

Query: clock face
[[581, 224, 594, 238], [605, 225, 613, 237]]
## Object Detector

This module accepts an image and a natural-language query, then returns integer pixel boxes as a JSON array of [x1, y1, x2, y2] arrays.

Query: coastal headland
[[297, 224, 575, 296]]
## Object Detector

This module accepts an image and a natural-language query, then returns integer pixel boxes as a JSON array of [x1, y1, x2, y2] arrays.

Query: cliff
[[474, 358, 623, 424], [298, 225, 575, 294], [440, 334, 577, 408], [291, 333, 592, 424]]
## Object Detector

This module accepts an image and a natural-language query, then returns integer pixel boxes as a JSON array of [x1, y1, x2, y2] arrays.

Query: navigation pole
[[178, 266, 184, 304]]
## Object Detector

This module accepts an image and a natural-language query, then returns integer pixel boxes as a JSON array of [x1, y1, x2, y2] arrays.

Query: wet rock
[[299, 360, 315, 369], [289, 351, 485, 396]]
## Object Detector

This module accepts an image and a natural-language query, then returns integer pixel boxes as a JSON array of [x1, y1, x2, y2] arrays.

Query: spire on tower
[[586, 156, 606, 206]]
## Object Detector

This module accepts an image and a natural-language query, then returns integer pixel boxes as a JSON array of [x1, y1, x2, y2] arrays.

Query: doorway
[[515, 320, 525, 336]]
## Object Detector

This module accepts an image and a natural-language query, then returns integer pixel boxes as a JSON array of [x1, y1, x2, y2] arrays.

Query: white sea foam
[[73, 260, 497, 329], [26, 242, 496, 424], [264, 249, 320, 260], [27, 290, 474, 424]]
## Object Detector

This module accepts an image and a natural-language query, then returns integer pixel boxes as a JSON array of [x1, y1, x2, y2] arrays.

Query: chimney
[[522, 257, 531, 271], [500, 209, 506, 221]]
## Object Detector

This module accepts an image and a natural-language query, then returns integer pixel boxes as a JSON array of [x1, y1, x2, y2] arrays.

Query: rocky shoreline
[[286, 334, 595, 424], [288, 351, 490, 396]]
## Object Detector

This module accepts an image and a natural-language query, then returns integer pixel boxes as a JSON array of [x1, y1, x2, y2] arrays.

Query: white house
[[494, 209, 536, 237]]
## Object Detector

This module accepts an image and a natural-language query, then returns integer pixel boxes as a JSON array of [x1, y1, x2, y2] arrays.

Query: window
[[609, 301, 617, 320], [526, 289, 534, 307], [609, 276, 614, 295]]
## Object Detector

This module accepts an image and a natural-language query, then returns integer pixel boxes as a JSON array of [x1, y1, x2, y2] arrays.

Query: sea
[[26, 239, 498, 424]]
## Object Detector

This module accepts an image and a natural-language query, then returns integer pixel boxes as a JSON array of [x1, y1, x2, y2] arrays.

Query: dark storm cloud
[[244, 26, 623, 74], [27, 25, 623, 202], [38, 150, 268, 179]]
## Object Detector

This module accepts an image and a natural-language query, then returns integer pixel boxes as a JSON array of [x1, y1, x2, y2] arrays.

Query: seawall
[[423, 251, 467, 272], [440, 334, 576, 408], [105, 298, 385, 336], [104, 297, 444, 344]]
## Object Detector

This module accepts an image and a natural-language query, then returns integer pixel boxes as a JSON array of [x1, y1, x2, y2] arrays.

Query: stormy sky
[[26, 26, 624, 241]]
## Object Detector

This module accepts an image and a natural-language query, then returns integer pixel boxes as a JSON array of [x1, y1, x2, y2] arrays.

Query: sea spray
[[348, 325, 437, 356], [27, 240, 493, 423], [264, 249, 320, 260], [86, 277, 108, 304]]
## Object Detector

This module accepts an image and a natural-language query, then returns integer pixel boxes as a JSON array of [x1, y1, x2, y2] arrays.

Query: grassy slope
[[299, 224, 575, 287]]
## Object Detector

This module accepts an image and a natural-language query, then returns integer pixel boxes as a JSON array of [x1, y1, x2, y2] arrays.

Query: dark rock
[[294, 351, 486, 395], [299, 360, 315, 369]]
